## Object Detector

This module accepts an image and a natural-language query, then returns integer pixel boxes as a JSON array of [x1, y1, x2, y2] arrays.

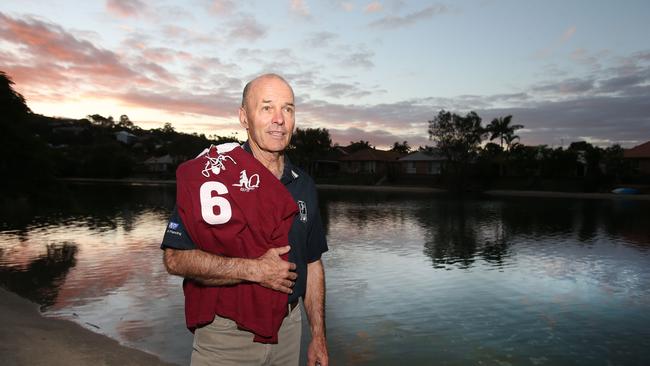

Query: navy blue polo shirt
[[161, 142, 328, 303]]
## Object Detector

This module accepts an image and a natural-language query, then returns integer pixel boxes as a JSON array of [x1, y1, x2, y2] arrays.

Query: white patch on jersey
[[232, 170, 260, 192], [297, 200, 307, 222], [202, 154, 236, 177]]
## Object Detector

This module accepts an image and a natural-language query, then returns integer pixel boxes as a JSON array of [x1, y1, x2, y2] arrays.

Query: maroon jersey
[[176, 143, 298, 343]]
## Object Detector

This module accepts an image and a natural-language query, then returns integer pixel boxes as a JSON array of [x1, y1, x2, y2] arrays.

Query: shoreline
[[59, 178, 650, 201], [0, 288, 177, 366]]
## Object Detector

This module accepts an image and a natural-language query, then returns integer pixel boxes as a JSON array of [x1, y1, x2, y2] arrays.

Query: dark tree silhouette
[[485, 115, 523, 150], [428, 110, 487, 190], [391, 140, 411, 154], [288, 127, 332, 174]]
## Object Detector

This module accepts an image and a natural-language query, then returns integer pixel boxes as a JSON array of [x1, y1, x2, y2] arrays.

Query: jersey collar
[[242, 141, 299, 185]]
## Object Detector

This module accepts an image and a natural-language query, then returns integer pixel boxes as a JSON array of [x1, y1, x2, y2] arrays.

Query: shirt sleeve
[[160, 206, 197, 250], [306, 188, 328, 262]]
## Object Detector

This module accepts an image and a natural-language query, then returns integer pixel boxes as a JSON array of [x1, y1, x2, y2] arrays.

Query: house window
[[407, 162, 416, 174]]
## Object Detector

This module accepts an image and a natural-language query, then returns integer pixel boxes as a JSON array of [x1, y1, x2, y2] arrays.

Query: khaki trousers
[[191, 303, 302, 366]]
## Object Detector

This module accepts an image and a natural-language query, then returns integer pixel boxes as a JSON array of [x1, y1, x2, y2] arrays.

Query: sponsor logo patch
[[298, 200, 307, 222], [232, 170, 260, 192]]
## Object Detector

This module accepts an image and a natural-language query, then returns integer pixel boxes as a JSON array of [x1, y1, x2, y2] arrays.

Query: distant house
[[339, 148, 404, 175], [398, 151, 446, 175], [115, 131, 137, 145], [143, 155, 174, 173], [624, 141, 650, 175]]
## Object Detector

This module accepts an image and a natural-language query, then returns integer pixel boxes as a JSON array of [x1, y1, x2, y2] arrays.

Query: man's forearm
[[305, 259, 326, 338], [163, 248, 252, 285]]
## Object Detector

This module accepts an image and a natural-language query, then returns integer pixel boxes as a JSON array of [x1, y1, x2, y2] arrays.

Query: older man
[[161, 74, 328, 366]]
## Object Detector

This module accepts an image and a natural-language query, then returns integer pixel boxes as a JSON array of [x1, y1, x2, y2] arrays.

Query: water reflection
[[0, 185, 649, 366], [0, 242, 77, 308]]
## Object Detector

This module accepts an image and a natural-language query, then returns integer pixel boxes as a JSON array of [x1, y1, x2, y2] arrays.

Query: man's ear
[[238, 107, 248, 129]]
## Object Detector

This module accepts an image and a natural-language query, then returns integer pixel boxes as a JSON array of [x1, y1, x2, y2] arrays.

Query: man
[[161, 74, 328, 366]]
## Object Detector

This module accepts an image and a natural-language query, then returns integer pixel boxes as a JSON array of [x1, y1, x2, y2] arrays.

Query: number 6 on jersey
[[199, 181, 232, 225]]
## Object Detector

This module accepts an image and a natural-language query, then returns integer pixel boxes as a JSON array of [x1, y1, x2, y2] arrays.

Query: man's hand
[[307, 335, 328, 366], [253, 245, 297, 294]]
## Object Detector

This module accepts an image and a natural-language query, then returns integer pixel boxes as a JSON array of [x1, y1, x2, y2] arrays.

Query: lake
[[1, 184, 649, 366]]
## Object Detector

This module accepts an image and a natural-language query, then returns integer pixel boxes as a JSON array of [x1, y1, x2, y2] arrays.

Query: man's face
[[239, 76, 295, 153]]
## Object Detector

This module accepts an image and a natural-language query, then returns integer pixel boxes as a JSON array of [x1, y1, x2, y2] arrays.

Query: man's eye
[[262, 106, 271, 111], [284, 107, 294, 113]]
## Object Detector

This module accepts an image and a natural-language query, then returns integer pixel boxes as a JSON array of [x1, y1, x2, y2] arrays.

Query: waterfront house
[[143, 154, 174, 173], [624, 141, 650, 175], [398, 150, 446, 175], [339, 148, 404, 175]]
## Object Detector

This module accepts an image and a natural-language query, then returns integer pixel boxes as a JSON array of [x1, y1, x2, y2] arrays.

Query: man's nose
[[272, 109, 285, 125]]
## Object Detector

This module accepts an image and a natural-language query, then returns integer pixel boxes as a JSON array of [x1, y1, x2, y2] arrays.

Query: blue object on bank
[[611, 187, 640, 195]]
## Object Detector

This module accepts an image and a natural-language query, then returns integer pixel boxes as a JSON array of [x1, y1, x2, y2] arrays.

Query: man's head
[[239, 74, 295, 154]]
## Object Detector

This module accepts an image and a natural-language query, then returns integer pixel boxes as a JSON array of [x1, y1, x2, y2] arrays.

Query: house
[[339, 148, 404, 175], [115, 130, 137, 145], [398, 151, 446, 175], [624, 141, 650, 175], [143, 155, 174, 173]]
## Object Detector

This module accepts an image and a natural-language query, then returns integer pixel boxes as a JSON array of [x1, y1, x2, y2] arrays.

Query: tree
[[0, 71, 31, 118], [347, 140, 372, 153], [289, 128, 332, 174], [486, 115, 523, 150], [0, 71, 57, 203], [428, 110, 487, 190], [428, 110, 486, 163], [118, 114, 134, 130], [87, 114, 115, 128], [391, 140, 411, 154], [162, 122, 175, 133]]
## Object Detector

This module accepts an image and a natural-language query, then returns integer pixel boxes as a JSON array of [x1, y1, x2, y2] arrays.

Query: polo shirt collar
[[242, 140, 299, 184]]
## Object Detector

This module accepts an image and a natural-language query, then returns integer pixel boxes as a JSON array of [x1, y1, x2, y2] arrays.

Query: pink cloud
[[561, 26, 576, 42], [105, 0, 147, 18], [365, 2, 384, 13], [0, 12, 143, 85], [291, 0, 311, 17], [210, 0, 237, 15], [107, 89, 240, 118]]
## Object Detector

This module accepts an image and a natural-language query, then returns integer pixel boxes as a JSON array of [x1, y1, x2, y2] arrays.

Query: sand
[[0, 288, 177, 366]]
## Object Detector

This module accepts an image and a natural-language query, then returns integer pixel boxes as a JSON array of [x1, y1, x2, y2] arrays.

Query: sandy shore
[[0, 288, 177, 366]]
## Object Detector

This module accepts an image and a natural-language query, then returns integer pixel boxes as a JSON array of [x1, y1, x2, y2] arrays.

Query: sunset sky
[[2, 0, 649, 148]]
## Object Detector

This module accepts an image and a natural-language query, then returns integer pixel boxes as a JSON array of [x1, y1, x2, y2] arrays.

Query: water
[[1, 184, 649, 365]]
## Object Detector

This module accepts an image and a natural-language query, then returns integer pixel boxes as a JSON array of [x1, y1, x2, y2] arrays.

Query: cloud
[[339, 47, 375, 69], [291, 0, 311, 17], [340, 1, 355, 12], [227, 16, 267, 41], [105, 0, 147, 18], [368, 4, 448, 29], [210, 0, 237, 15], [560, 26, 576, 42], [303, 31, 338, 48], [109, 88, 240, 118], [0, 12, 145, 88], [365, 2, 384, 13], [532, 77, 595, 96], [321, 82, 375, 99], [535, 25, 578, 59]]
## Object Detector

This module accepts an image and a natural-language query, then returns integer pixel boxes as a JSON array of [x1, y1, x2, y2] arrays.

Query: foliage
[[288, 128, 332, 173], [428, 110, 487, 190], [485, 115, 523, 150], [391, 140, 411, 154], [347, 140, 373, 153]]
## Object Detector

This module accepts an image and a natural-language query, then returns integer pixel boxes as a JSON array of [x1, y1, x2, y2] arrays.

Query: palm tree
[[486, 115, 523, 151]]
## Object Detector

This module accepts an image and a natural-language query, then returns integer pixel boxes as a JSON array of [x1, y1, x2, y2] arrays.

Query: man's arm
[[305, 259, 328, 366], [163, 246, 297, 293]]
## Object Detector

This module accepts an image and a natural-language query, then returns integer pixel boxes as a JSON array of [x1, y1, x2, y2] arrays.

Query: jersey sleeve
[[306, 187, 328, 262], [160, 206, 197, 250]]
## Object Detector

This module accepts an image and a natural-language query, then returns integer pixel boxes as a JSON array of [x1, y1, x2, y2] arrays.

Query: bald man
[[161, 74, 329, 366]]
